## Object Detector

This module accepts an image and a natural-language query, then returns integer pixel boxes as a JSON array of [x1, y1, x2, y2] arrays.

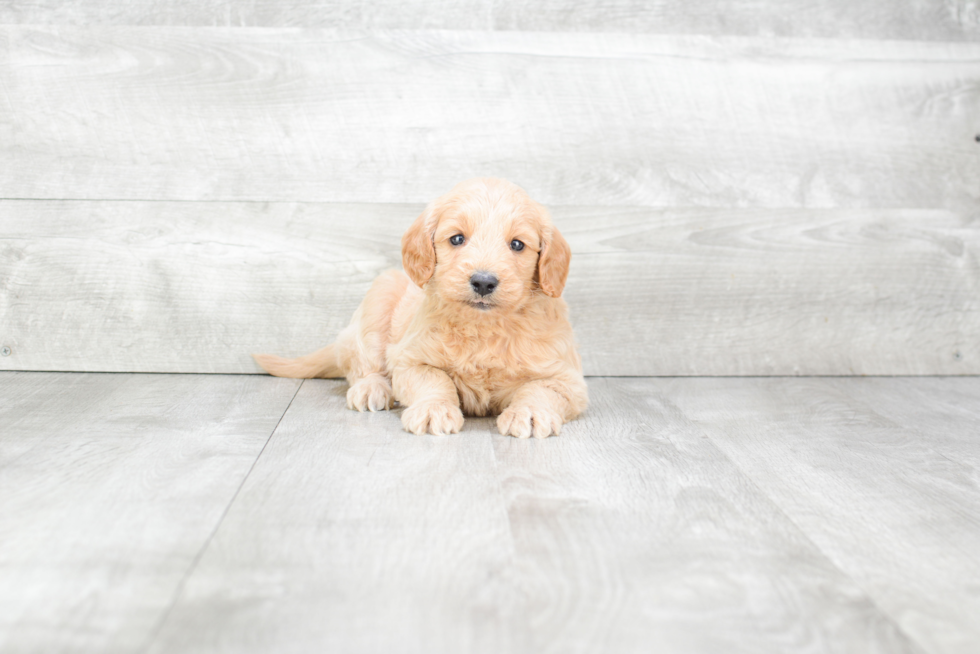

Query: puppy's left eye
[[510, 239, 525, 252]]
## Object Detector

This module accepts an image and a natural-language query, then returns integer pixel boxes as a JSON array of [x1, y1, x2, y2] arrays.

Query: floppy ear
[[401, 205, 438, 287], [538, 224, 571, 298]]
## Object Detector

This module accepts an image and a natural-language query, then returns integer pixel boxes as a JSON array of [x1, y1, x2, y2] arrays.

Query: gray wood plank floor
[[0, 372, 301, 654], [4, 372, 979, 653], [666, 377, 980, 654]]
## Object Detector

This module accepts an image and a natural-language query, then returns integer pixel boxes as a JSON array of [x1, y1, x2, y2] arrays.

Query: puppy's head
[[402, 178, 570, 312]]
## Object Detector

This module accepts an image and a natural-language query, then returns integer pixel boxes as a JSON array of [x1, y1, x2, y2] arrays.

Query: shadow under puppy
[[254, 178, 588, 438]]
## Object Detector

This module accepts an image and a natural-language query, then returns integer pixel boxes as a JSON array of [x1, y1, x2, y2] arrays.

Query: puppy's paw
[[347, 375, 393, 412], [401, 400, 464, 436], [497, 404, 564, 439]]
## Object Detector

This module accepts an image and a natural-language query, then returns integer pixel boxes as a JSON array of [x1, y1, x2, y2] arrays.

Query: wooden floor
[[2, 372, 978, 654]]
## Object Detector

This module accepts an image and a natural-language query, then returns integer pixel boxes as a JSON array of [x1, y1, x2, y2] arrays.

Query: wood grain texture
[[0, 201, 401, 374], [564, 206, 980, 376], [666, 377, 980, 654], [2, 200, 977, 376], [1, 0, 978, 42], [489, 378, 921, 654], [146, 379, 521, 654], [146, 377, 921, 654], [2, 27, 978, 210], [824, 377, 980, 468], [0, 372, 300, 654]]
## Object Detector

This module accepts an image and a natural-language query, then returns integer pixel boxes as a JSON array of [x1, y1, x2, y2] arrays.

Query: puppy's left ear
[[402, 205, 438, 287], [538, 224, 571, 298]]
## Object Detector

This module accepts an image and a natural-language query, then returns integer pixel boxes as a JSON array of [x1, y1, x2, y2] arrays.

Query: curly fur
[[253, 178, 588, 438]]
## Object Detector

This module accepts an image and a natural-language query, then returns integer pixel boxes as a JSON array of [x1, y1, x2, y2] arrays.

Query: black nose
[[470, 271, 499, 297]]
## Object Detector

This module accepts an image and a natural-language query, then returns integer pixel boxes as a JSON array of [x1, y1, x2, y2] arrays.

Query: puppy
[[254, 178, 588, 438]]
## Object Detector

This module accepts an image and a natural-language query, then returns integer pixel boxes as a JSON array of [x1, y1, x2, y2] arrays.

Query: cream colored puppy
[[254, 178, 588, 438]]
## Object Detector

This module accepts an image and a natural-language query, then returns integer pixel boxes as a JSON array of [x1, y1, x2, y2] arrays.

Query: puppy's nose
[[470, 271, 499, 297]]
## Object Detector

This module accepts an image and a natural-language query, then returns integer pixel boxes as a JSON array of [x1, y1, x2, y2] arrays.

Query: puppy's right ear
[[402, 205, 437, 287], [538, 224, 571, 298]]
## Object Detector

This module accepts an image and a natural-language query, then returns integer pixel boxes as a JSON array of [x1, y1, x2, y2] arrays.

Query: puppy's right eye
[[449, 234, 465, 246]]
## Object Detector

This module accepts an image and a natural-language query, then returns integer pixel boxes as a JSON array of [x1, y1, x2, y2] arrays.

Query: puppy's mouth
[[467, 299, 495, 311]]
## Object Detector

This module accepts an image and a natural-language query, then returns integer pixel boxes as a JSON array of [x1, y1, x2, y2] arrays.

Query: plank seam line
[[16, 197, 945, 211], [138, 378, 305, 654], [486, 421, 520, 585], [3, 371, 979, 379], [675, 394, 930, 652]]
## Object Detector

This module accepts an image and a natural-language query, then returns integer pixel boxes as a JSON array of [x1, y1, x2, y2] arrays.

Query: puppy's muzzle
[[470, 271, 498, 297]]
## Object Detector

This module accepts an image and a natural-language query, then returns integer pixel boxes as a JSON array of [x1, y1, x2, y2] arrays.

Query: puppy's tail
[[252, 343, 343, 379]]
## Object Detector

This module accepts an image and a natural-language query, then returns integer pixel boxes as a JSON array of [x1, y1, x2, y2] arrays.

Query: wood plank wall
[[2, 1, 979, 40], [1, 3, 978, 375]]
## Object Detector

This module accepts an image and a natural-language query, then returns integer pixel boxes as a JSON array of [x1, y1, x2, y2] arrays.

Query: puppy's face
[[402, 178, 570, 313]]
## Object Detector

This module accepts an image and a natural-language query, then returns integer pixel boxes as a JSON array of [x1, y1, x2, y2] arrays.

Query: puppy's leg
[[345, 372, 393, 412], [340, 270, 411, 412], [393, 365, 464, 436], [497, 376, 588, 439], [254, 270, 408, 412]]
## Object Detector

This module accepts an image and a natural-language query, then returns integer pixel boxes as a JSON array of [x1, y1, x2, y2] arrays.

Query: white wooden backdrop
[[2, 1, 979, 40], [1, 8, 979, 376]]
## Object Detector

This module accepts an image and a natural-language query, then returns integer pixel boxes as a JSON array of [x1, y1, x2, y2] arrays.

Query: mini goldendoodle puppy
[[254, 178, 588, 438]]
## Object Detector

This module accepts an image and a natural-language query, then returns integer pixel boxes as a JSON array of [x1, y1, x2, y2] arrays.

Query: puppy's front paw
[[347, 375, 393, 412], [401, 401, 464, 436], [497, 404, 563, 439]]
